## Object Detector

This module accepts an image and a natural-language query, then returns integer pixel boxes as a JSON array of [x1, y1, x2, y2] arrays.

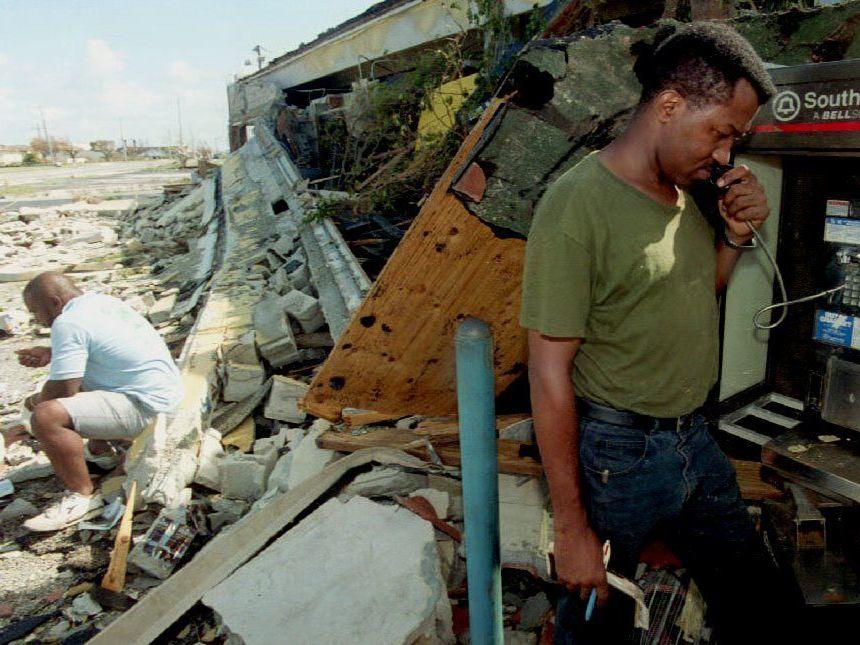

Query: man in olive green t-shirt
[[521, 24, 786, 643]]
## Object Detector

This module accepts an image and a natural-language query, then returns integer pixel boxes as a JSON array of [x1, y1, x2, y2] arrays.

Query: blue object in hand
[[584, 588, 597, 621]]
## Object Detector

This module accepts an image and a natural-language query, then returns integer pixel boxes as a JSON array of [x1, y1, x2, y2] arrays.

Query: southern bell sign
[[746, 59, 860, 152]]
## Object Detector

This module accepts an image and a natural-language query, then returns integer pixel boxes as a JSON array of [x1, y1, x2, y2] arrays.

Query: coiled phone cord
[[748, 222, 847, 330]]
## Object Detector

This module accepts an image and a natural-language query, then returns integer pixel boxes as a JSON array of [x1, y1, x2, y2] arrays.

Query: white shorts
[[57, 391, 154, 440]]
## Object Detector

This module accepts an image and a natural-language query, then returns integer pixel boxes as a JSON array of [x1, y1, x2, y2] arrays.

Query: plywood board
[[304, 99, 528, 420]]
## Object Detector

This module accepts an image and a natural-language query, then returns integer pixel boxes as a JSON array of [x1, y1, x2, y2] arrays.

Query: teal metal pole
[[455, 317, 503, 644]]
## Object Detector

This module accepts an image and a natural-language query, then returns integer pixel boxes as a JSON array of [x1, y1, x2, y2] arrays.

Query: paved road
[[0, 160, 191, 206], [0, 160, 175, 186]]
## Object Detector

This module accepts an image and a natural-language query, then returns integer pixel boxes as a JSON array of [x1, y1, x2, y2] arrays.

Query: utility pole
[[176, 98, 184, 152], [119, 118, 128, 161], [39, 107, 54, 163]]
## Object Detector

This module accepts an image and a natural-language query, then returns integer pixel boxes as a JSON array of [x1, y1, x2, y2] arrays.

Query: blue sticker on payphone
[[814, 309, 859, 349]]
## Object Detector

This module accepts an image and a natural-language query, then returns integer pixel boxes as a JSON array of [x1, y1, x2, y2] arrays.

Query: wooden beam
[[303, 98, 528, 421], [90, 448, 439, 645], [342, 409, 403, 428], [319, 427, 543, 477], [100, 481, 136, 593], [731, 459, 784, 502], [317, 429, 784, 499]]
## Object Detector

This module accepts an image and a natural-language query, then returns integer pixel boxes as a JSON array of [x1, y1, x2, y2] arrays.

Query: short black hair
[[635, 23, 776, 108]]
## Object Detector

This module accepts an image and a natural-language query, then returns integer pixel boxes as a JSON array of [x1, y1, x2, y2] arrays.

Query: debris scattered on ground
[[0, 497, 38, 522], [128, 507, 196, 580]]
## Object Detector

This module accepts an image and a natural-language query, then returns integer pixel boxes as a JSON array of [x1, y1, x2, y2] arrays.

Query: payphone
[[710, 61, 860, 611], [716, 59, 860, 499]]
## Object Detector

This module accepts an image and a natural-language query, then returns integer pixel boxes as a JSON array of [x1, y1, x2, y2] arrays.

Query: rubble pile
[[0, 200, 131, 282]]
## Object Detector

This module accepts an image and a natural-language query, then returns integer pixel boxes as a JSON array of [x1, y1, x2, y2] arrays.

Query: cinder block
[[281, 289, 324, 333], [263, 375, 308, 423]]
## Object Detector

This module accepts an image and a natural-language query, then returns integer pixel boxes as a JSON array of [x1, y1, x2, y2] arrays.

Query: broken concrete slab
[[267, 266, 291, 295], [203, 496, 453, 644], [194, 429, 225, 491], [91, 448, 437, 644], [264, 452, 293, 494], [504, 630, 538, 645], [252, 294, 299, 367], [499, 474, 551, 579], [262, 375, 308, 424], [284, 420, 335, 490], [427, 474, 463, 521], [218, 451, 277, 501], [344, 465, 428, 498], [222, 361, 266, 403]]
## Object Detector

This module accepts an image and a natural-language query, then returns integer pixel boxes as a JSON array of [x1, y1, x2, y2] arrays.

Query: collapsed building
[[2, 0, 860, 643]]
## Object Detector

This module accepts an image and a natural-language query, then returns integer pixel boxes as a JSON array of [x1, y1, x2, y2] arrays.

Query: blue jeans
[[554, 412, 784, 644]]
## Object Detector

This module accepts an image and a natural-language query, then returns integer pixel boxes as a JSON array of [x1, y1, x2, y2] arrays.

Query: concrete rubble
[[0, 497, 38, 522], [499, 474, 553, 579], [344, 465, 428, 498], [262, 375, 307, 423], [202, 496, 454, 645]]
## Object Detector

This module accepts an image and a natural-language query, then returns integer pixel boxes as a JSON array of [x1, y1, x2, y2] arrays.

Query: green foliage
[[22, 152, 40, 165], [304, 195, 351, 223], [317, 42, 469, 221]]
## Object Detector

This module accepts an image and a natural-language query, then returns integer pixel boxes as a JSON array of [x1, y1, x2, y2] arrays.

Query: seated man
[[15, 272, 183, 531]]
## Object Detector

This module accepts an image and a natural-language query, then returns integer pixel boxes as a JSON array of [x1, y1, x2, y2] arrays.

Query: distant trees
[[29, 136, 73, 159]]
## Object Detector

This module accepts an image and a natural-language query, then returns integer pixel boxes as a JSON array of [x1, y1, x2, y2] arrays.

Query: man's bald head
[[23, 272, 82, 326]]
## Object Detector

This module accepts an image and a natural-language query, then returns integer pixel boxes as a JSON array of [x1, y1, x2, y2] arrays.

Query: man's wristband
[[723, 227, 757, 250]]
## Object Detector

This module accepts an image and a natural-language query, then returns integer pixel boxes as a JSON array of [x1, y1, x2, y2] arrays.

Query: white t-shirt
[[49, 292, 183, 414]]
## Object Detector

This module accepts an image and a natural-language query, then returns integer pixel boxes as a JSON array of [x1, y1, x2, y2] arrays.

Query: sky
[[0, 0, 379, 151]]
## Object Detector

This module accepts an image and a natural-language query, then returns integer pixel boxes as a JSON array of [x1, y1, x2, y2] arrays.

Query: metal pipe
[[455, 318, 503, 644]]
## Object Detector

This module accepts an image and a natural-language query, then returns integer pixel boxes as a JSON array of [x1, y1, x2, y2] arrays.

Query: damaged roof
[[243, 0, 417, 81]]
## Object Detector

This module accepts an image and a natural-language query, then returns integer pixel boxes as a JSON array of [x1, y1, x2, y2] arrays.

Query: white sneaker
[[84, 443, 121, 470], [23, 491, 105, 532]]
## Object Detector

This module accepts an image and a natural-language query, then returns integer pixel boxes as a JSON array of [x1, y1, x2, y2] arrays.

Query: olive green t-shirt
[[520, 152, 719, 417]]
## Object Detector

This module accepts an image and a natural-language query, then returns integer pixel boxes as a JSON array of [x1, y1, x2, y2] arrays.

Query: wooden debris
[[342, 409, 403, 428], [394, 495, 462, 541], [221, 417, 255, 453], [101, 481, 137, 593], [318, 424, 784, 498], [318, 427, 542, 477], [731, 459, 783, 502], [303, 98, 528, 421]]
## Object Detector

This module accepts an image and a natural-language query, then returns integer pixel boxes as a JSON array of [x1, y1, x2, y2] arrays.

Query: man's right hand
[[15, 346, 51, 368], [554, 524, 610, 604]]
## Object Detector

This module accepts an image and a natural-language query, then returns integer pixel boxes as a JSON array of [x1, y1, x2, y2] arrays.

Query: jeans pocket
[[580, 424, 649, 477]]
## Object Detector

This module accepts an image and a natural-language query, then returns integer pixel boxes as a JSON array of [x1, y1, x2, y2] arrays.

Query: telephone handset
[[704, 162, 846, 330]]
